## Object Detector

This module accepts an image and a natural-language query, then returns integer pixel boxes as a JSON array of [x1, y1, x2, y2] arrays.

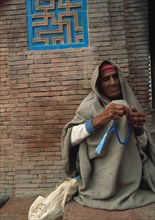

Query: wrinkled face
[[100, 69, 122, 100]]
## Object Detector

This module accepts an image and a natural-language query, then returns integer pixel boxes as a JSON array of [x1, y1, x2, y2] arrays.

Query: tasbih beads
[[96, 120, 131, 155]]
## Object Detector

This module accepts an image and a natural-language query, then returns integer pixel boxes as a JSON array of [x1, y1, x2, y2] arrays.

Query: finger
[[135, 125, 143, 129], [132, 119, 145, 127], [137, 125, 144, 129], [131, 106, 137, 112], [111, 110, 123, 119], [130, 112, 145, 121], [115, 105, 129, 116], [133, 118, 145, 127], [139, 117, 146, 122], [115, 111, 127, 119]]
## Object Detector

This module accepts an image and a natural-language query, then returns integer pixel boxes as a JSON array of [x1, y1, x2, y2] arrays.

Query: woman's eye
[[102, 73, 119, 82], [113, 74, 119, 79], [102, 76, 110, 82]]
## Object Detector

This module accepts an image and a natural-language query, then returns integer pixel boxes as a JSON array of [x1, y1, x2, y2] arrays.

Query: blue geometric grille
[[26, 0, 88, 50]]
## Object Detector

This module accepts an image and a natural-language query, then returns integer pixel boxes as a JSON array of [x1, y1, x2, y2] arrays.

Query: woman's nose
[[109, 76, 116, 85]]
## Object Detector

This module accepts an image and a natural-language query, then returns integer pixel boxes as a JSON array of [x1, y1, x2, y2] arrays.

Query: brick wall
[[0, 0, 152, 196], [0, 1, 15, 195]]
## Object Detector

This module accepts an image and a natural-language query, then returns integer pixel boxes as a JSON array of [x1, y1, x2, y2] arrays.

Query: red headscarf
[[100, 63, 117, 74]]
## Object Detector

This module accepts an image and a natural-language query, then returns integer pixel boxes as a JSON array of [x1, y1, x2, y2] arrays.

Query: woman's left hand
[[128, 106, 146, 129]]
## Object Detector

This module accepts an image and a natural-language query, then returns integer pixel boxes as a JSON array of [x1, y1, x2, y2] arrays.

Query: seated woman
[[61, 60, 155, 210]]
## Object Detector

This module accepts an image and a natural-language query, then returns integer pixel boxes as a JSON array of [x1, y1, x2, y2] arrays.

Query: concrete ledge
[[0, 196, 154, 220], [63, 200, 155, 220]]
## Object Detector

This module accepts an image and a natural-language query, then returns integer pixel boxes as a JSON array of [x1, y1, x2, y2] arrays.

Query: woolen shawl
[[61, 60, 155, 210]]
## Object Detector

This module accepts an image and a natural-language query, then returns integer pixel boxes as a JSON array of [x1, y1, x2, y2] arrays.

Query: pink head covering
[[100, 63, 117, 74]]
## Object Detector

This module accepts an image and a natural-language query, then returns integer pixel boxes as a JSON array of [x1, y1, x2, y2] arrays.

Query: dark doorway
[[148, 0, 155, 109]]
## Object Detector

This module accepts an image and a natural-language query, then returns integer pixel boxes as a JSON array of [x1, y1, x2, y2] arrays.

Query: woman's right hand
[[92, 103, 129, 129]]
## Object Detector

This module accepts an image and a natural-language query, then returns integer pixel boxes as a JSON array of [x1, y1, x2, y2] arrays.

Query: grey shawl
[[61, 60, 155, 210]]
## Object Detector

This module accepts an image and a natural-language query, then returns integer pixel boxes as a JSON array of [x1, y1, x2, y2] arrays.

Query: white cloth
[[71, 123, 90, 147]]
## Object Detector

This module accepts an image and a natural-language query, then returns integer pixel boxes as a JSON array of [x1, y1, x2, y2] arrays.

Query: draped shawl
[[61, 60, 155, 210]]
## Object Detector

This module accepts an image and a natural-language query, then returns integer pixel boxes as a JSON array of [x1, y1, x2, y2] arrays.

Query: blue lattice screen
[[26, 0, 88, 50]]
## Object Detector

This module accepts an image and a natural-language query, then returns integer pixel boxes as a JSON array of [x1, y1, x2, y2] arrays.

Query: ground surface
[[0, 196, 155, 220]]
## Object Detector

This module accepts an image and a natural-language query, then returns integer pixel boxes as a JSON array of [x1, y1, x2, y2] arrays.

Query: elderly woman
[[61, 60, 155, 210]]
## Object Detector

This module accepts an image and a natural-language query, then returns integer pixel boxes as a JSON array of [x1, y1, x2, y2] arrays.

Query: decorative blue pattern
[[26, 0, 88, 50]]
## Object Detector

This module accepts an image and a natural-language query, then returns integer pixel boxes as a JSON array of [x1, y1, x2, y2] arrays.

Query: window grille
[[26, 0, 88, 50]]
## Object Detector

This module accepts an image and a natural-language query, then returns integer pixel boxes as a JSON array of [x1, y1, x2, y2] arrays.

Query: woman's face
[[100, 70, 122, 100]]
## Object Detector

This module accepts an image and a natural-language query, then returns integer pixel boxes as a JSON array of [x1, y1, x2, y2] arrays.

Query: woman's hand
[[92, 103, 129, 129], [128, 106, 146, 129]]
